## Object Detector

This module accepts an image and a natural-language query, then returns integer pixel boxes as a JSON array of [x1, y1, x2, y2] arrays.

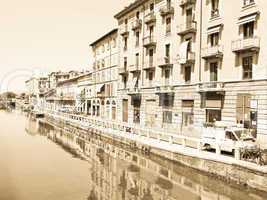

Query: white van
[[201, 125, 257, 153]]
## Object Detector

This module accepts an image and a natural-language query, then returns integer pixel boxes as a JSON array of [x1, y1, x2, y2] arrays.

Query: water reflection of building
[[32, 120, 265, 200]]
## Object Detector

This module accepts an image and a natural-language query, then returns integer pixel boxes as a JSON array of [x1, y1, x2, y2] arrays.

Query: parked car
[[201, 124, 257, 154]]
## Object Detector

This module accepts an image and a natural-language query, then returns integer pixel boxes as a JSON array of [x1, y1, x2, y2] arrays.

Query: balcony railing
[[179, 0, 196, 7], [128, 64, 140, 73], [131, 19, 142, 30], [160, 4, 174, 16], [120, 25, 129, 36], [155, 84, 174, 94], [198, 82, 225, 92], [177, 22, 197, 35], [127, 87, 141, 95], [201, 45, 223, 59], [144, 12, 156, 24], [231, 36, 260, 52], [118, 67, 128, 75], [158, 57, 173, 68], [179, 52, 196, 64], [211, 9, 220, 19], [143, 36, 156, 48], [143, 60, 155, 70]]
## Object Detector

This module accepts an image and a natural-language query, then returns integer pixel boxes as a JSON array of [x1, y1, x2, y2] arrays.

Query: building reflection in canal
[[25, 117, 267, 200]]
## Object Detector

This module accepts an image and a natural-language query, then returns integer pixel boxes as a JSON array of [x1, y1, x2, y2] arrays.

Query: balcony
[[128, 64, 140, 73], [155, 84, 174, 94], [131, 19, 142, 30], [158, 57, 173, 68], [179, 52, 196, 65], [179, 0, 196, 7], [231, 37, 260, 53], [143, 60, 155, 70], [120, 25, 129, 36], [177, 22, 197, 35], [160, 4, 174, 16], [127, 87, 141, 95], [201, 45, 223, 59], [144, 12, 156, 24], [118, 67, 128, 75], [198, 82, 225, 93], [210, 9, 220, 19], [143, 36, 156, 48]]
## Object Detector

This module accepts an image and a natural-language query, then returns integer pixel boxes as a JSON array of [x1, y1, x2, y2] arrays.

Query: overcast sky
[[0, 0, 133, 93]]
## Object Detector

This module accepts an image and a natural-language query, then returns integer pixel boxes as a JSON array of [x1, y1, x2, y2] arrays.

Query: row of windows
[[93, 68, 117, 83], [94, 38, 117, 56]]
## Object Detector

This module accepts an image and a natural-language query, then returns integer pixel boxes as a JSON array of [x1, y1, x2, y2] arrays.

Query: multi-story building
[[76, 72, 93, 113], [88, 29, 119, 121], [25, 76, 50, 111], [114, 0, 267, 147], [48, 70, 79, 89]]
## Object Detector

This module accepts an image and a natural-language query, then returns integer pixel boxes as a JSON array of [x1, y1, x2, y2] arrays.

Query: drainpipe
[[141, 4, 145, 87], [199, 0, 203, 83]]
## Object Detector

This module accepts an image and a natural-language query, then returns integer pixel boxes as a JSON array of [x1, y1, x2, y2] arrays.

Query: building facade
[[114, 0, 267, 147], [88, 29, 119, 121]]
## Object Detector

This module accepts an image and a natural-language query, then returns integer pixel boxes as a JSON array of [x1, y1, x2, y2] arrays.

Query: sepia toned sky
[[0, 0, 133, 93]]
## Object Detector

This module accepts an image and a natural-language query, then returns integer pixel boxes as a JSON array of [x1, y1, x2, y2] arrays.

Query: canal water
[[0, 110, 266, 200]]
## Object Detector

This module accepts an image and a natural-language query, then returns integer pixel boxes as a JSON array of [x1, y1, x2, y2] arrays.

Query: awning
[[238, 13, 258, 25], [178, 41, 189, 64], [96, 84, 104, 93], [207, 25, 222, 35]]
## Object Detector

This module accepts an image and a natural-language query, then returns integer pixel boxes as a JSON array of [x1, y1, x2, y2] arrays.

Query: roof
[[57, 72, 92, 86], [114, 0, 147, 19], [90, 28, 118, 47]]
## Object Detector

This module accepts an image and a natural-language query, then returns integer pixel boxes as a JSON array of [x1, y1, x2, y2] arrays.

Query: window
[[135, 31, 140, 46], [113, 39, 117, 48], [163, 111, 172, 124], [149, 26, 154, 37], [124, 57, 127, 69], [123, 76, 127, 89], [182, 112, 194, 127], [122, 99, 128, 122], [185, 37, 192, 53], [149, 49, 154, 66], [167, 0, 171, 9], [136, 53, 139, 67], [166, 17, 171, 34], [165, 44, 170, 59], [150, 3, 154, 12], [206, 109, 221, 123], [236, 93, 251, 125], [242, 56, 253, 79], [136, 11, 140, 19], [210, 62, 218, 81], [148, 71, 153, 81], [243, 0, 254, 6], [243, 22, 254, 38], [186, 8, 193, 27], [211, 0, 219, 18], [185, 66, 191, 83], [124, 37, 128, 51], [164, 68, 171, 85], [210, 32, 219, 46]]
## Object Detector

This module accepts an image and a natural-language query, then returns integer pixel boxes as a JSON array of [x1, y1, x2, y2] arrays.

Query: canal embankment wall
[[42, 113, 267, 193]]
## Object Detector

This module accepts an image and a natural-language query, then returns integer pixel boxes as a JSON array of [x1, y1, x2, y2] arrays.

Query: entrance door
[[145, 100, 156, 127]]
